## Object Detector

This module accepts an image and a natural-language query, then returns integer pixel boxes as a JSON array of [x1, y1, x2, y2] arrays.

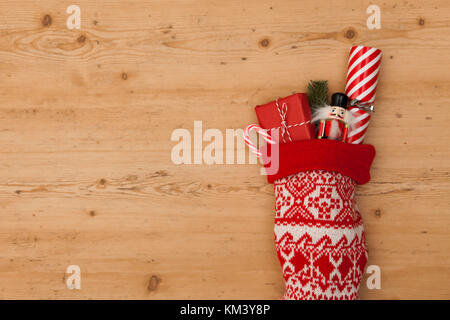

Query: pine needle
[[307, 80, 329, 110]]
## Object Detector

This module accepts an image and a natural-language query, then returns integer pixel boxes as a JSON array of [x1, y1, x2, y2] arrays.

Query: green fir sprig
[[307, 80, 329, 111]]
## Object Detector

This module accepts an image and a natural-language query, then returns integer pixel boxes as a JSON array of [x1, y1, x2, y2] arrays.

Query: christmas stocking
[[265, 139, 375, 300]]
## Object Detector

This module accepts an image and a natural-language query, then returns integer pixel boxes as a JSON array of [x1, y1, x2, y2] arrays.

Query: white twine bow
[[243, 98, 312, 157], [275, 99, 292, 143]]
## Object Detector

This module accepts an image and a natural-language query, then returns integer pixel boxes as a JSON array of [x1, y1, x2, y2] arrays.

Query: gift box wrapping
[[265, 139, 375, 300], [344, 46, 382, 144], [255, 93, 315, 143]]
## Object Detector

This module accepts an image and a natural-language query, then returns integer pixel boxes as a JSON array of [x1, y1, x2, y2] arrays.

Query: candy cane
[[243, 124, 275, 158]]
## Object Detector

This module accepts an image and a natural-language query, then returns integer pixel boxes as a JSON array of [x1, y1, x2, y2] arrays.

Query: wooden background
[[0, 0, 449, 299]]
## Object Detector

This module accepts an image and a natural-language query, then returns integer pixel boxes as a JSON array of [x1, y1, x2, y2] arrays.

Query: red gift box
[[255, 93, 315, 143]]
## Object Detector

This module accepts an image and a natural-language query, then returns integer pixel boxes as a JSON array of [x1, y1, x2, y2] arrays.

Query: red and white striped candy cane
[[243, 124, 275, 158]]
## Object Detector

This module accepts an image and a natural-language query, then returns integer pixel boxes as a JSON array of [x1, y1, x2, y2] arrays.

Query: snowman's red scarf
[[264, 139, 375, 184]]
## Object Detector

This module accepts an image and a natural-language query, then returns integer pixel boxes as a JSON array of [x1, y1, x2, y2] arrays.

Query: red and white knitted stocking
[[275, 170, 367, 300], [264, 139, 375, 300]]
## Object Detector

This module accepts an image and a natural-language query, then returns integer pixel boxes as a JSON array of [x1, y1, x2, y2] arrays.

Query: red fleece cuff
[[264, 139, 376, 185]]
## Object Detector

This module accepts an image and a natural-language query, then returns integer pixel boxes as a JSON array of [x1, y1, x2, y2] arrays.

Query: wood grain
[[0, 0, 449, 299]]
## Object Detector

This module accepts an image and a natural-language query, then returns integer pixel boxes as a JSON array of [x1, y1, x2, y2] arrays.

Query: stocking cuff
[[265, 139, 376, 185]]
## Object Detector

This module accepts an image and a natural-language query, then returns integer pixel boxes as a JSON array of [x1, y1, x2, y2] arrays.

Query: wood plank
[[0, 0, 449, 299]]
